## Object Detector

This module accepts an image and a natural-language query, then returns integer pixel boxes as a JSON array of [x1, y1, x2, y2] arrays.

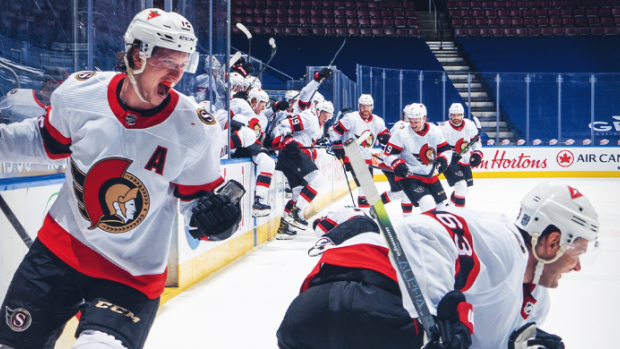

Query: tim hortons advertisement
[[475, 147, 620, 173]]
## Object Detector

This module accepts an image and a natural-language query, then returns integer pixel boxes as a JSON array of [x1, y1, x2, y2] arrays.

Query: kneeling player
[[439, 103, 482, 207], [382, 104, 452, 213], [394, 181, 599, 349], [277, 206, 437, 349]]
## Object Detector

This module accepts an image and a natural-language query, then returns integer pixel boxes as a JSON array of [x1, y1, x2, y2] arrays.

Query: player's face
[[408, 117, 424, 132], [253, 101, 266, 114], [359, 104, 372, 118], [539, 238, 588, 288], [139, 48, 189, 106], [450, 113, 464, 126], [318, 111, 331, 126]]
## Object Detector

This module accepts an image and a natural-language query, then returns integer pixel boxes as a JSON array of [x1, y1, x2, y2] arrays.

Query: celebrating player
[[438, 103, 482, 207], [0, 9, 243, 349], [277, 205, 424, 348], [329, 94, 390, 213], [395, 181, 598, 349], [382, 103, 452, 213], [194, 55, 222, 105]]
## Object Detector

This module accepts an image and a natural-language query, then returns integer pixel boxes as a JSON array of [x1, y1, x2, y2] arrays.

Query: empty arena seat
[[488, 18, 500, 26], [524, 17, 536, 26], [360, 28, 373, 36], [450, 9, 461, 17], [560, 9, 572, 17], [548, 9, 560, 17], [405, 10, 417, 18], [528, 27, 541, 35], [474, 9, 485, 17], [522, 9, 535, 17], [562, 17, 575, 26], [486, 9, 498, 17], [588, 17, 601, 25], [509, 9, 521, 17], [575, 17, 588, 26], [591, 27, 604, 34], [476, 18, 488, 26], [500, 18, 512, 26], [312, 27, 325, 35], [573, 8, 585, 16], [504, 27, 516, 35], [448, 1, 460, 9], [604, 26, 616, 34], [512, 18, 523, 26], [407, 18, 419, 27], [480, 27, 492, 36], [537, 17, 549, 26], [601, 17, 614, 25], [550, 17, 562, 26], [300, 17, 312, 26], [552, 27, 565, 35], [528, 0, 540, 8], [516, 1, 529, 9], [482, 1, 495, 9], [357, 9, 369, 18], [498, 9, 510, 17], [566, 27, 579, 35], [492, 28, 504, 36], [395, 18, 406, 27], [541, 27, 553, 35], [461, 9, 474, 17], [465, 18, 477, 26], [471, 1, 483, 9], [535, 9, 547, 17], [393, 10, 405, 18], [516, 27, 527, 35], [456, 28, 468, 36]]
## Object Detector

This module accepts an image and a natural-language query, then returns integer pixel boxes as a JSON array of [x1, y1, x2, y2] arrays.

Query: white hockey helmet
[[249, 88, 270, 104], [316, 100, 334, 115], [205, 55, 221, 72], [285, 90, 298, 104], [449, 103, 464, 116], [229, 72, 245, 90], [358, 94, 374, 106], [124, 9, 199, 73], [198, 100, 215, 113], [312, 91, 324, 103], [403, 104, 427, 120], [515, 181, 599, 283], [244, 76, 261, 90]]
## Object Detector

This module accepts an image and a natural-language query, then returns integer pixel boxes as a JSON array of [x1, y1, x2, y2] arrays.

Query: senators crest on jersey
[[196, 108, 216, 125], [249, 118, 262, 140], [71, 158, 150, 233], [357, 131, 375, 148], [455, 138, 470, 155], [413, 143, 436, 165]]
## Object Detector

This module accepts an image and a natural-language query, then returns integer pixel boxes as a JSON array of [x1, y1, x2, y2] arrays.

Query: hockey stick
[[340, 159, 356, 207], [457, 116, 482, 156], [293, 38, 347, 101], [245, 38, 277, 92], [0, 194, 33, 248], [235, 23, 252, 65], [229, 51, 242, 69], [343, 138, 440, 341]]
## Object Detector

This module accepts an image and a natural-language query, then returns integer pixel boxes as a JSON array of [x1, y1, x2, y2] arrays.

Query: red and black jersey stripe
[[300, 185, 317, 202], [384, 142, 402, 156], [288, 114, 305, 133], [333, 120, 348, 135], [297, 99, 310, 110], [230, 131, 243, 150], [437, 141, 451, 154], [316, 217, 337, 233], [40, 107, 72, 159], [172, 177, 225, 202]]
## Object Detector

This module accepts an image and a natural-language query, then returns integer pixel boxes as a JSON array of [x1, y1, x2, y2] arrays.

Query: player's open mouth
[[157, 81, 174, 97]]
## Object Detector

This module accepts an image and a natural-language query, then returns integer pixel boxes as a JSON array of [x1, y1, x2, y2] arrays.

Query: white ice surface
[[145, 178, 619, 348]]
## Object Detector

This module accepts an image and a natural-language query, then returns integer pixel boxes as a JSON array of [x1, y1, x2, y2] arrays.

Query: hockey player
[[0, 67, 67, 123], [230, 88, 275, 217], [382, 103, 452, 213], [195, 55, 221, 104], [395, 181, 598, 349], [271, 99, 333, 239], [438, 103, 482, 207], [330, 94, 390, 213], [0, 9, 243, 349], [277, 206, 450, 348]]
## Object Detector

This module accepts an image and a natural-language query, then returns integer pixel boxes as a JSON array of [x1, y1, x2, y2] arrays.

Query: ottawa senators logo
[[249, 118, 262, 140], [197, 108, 216, 125], [71, 158, 150, 234], [455, 138, 470, 154], [413, 143, 436, 165], [6, 307, 31, 332], [357, 131, 375, 149], [75, 71, 96, 81]]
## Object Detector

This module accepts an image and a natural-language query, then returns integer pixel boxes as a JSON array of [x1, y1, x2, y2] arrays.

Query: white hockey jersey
[[291, 80, 319, 115], [330, 111, 389, 165], [275, 109, 322, 160], [302, 206, 396, 292], [518, 283, 550, 327], [395, 207, 530, 349], [0, 71, 224, 299], [195, 73, 220, 103], [0, 88, 47, 123], [438, 119, 481, 165], [382, 122, 453, 178]]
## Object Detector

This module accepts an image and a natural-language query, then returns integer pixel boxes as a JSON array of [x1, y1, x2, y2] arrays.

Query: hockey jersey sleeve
[[230, 98, 255, 119], [434, 127, 453, 165], [393, 214, 459, 318], [230, 126, 257, 150], [295, 80, 319, 112], [381, 129, 404, 169], [0, 116, 64, 164], [329, 112, 355, 142], [172, 124, 225, 222]]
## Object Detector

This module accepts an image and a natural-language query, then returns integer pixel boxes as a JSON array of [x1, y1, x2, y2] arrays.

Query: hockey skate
[[285, 206, 308, 231], [252, 196, 271, 218], [284, 187, 292, 200], [276, 218, 297, 240], [308, 237, 334, 257]]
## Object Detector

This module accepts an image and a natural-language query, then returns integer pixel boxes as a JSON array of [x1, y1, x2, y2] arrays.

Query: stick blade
[[229, 51, 242, 68], [236, 23, 252, 39], [473, 115, 481, 129]]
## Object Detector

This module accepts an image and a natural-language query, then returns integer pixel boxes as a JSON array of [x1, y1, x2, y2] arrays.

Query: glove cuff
[[457, 302, 474, 335], [392, 158, 406, 171], [473, 150, 483, 158]]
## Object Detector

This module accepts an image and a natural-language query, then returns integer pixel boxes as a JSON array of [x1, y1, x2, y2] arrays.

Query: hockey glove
[[393, 162, 409, 178], [509, 323, 564, 349], [233, 90, 249, 100], [231, 57, 253, 77], [377, 133, 391, 146], [331, 141, 346, 160], [315, 137, 331, 146], [314, 68, 332, 82], [424, 290, 473, 349], [189, 180, 245, 242], [272, 101, 290, 112], [282, 134, 299, 152], [470, 151, 482, 168], [435, 157, 449, 175]]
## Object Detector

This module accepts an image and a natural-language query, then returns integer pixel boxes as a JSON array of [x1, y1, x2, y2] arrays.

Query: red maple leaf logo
[[147, 10, 161, 21], [559, 153, 571, 164]]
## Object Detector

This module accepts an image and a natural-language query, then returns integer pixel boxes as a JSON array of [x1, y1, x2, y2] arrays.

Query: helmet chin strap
[[124, 55, 149, 104], [530, 231, 569, 285]]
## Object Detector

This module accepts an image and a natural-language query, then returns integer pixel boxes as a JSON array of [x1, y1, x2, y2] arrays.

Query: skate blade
[[284, 218, 308, 231], [276, 233, 295, 240], [252, 209, 271, 218]]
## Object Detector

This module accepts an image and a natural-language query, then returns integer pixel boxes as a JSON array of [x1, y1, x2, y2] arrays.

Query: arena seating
[[231, 0, 421, 37], [447, 0, 620, 37]]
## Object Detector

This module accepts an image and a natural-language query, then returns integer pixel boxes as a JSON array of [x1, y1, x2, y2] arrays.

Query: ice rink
[[145, 178, 619, 348]]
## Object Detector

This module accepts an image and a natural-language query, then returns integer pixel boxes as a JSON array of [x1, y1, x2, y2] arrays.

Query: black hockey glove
[[231, 57, 253, 77], [424, 291, 473, 349], [233, 90, 249, 100], [470, 152, 482, 168], [377, 133, 391, 146], [189, 180, 245, 242], [394, 163, 409, 178], [272, 100, 290, 112], [282, 134, 299, 152], [435, 156, 449, 175], [509, 323, 564, 349], [315, 137, 330, 146], [314, 68, 332, 82], [331, 141, 345, 160]]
